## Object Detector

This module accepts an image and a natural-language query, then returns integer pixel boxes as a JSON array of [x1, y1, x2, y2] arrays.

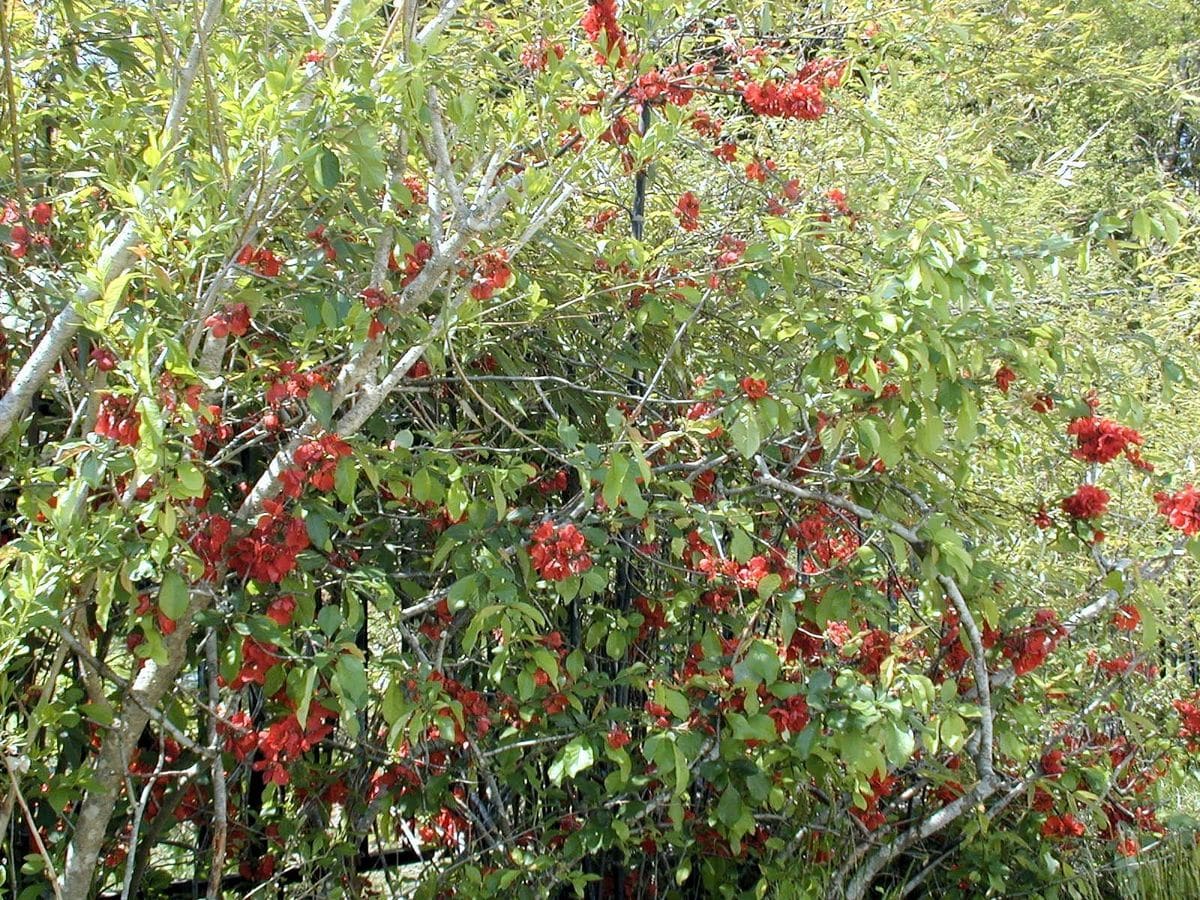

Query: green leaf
[[307, 387, 333, 428], [335, 654, 368, 708], [176, 461, 206, 497], [915, 403, 944, 454], [447, 574, 479, 609], [314, 148, 342, 190], [717, 785, 743, 827], [882, 721, 916, 766], [730, 408, 762, 459], [603, 453, 629, 510], [733, 640, 781, 686], [158, 571, 189, 621], [549, 736, 595, 785]]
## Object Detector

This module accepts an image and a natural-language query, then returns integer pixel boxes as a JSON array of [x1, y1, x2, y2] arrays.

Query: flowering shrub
[[0, 2, 1196, 899]]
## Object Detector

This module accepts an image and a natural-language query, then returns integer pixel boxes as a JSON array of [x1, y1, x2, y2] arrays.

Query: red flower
[[745, 159, 776, 183], [1061, 484, 1109, 520], [674, 192, 701, 231], [1042, 814, 1085, 839], [1031, 392, 1055, 413], [1004, 608, 1066, 675], [995, 365, 1017, 394], [29, 202, 54, 225], [1066, 416, 1144, 464], [204, 302, 252, 338], [712, 141, 737, 162], [1175, 696, 1200, 748], [229, 638, 281, 690], [94, 394, 141, 446], [606, 725, 631, 750], [294, 433, 353, 492], [1116, 837, 1139, 858], [266, 596, 297, 627], [520, 38, 565, 72], [529, 521, 592, 582], [767, 694, 809, 734], [580, 0, 627, 66], [228, 510, 311, 583], [1154, 484, 1200, 536], [469, 249, 512, 300], [1112, 604, 1140, 632], [90, 347, 118, 372], [1033, 506, 1053, 529], [740, 377, 769, 401], [1041, 749, 1066, 776], [237, 245, 283, 277], [304, 49, 326, 64]]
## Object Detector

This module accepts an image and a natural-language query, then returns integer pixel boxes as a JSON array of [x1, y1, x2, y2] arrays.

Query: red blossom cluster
[[995, 364, 1017, 394], [1061, 484, 1109, 520], [520, 38, 565, 71], [266, 595, 297, 626], [851, 773, 897, 831], [580, 0, 627, 66], [1154, 484, 1200, 535], [585, 209, 620, 233], [674, 192, 701, 231], [745, 158, 777, 183], [264, 362, 328, 406], [224, 702, 337, 786], [529, 522, 592, 581], [431, 671, 492, 739], [682, 531, 793, 592], [186, 513, 232, 580], [714, 233, 746, 268], [740, 59, 843, 120], [1067, 416, 1145, 465], [1003, 609, 1067, 675], [94, 393, 141, 446], [189, 404, 234, 456], [228, 510, 310, 583], [534, 468, 568, 496], [856, 628, 892, 676], [391, 238, 432, 287], [767, 693, 809, 735], [306, 224, 337, 261], [1041, 749, 1067, 776], [1174, 696, 1200, 749], [631, 66, 697, 106], [90, 347, 118, 372], [1042, 814, 1086, 839], [1112, 604, 1140, 631], [469, 249, 512, 300], [228, 638, 282, 689], [606, 724, 631, 750], [290, 434, 353, 493], [236, 244, 283, 277], [740, 376, 769, 400], [3, 199, 53, 258], [204, 302, 251, 338]]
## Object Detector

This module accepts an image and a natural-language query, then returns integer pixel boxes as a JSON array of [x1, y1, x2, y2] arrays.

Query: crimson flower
[[529, 521, 592, 582], [1066, 416, 1143, 464], [1154, 484, 1200, 535], [995, 365, 1017, 394], [674, 192, 701, 231], [740, 376, 769, 400], [1061, 484, 1109, 520]]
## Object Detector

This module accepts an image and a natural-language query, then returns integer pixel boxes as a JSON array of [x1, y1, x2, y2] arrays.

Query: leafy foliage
[[0, 0, 1198, 897]]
